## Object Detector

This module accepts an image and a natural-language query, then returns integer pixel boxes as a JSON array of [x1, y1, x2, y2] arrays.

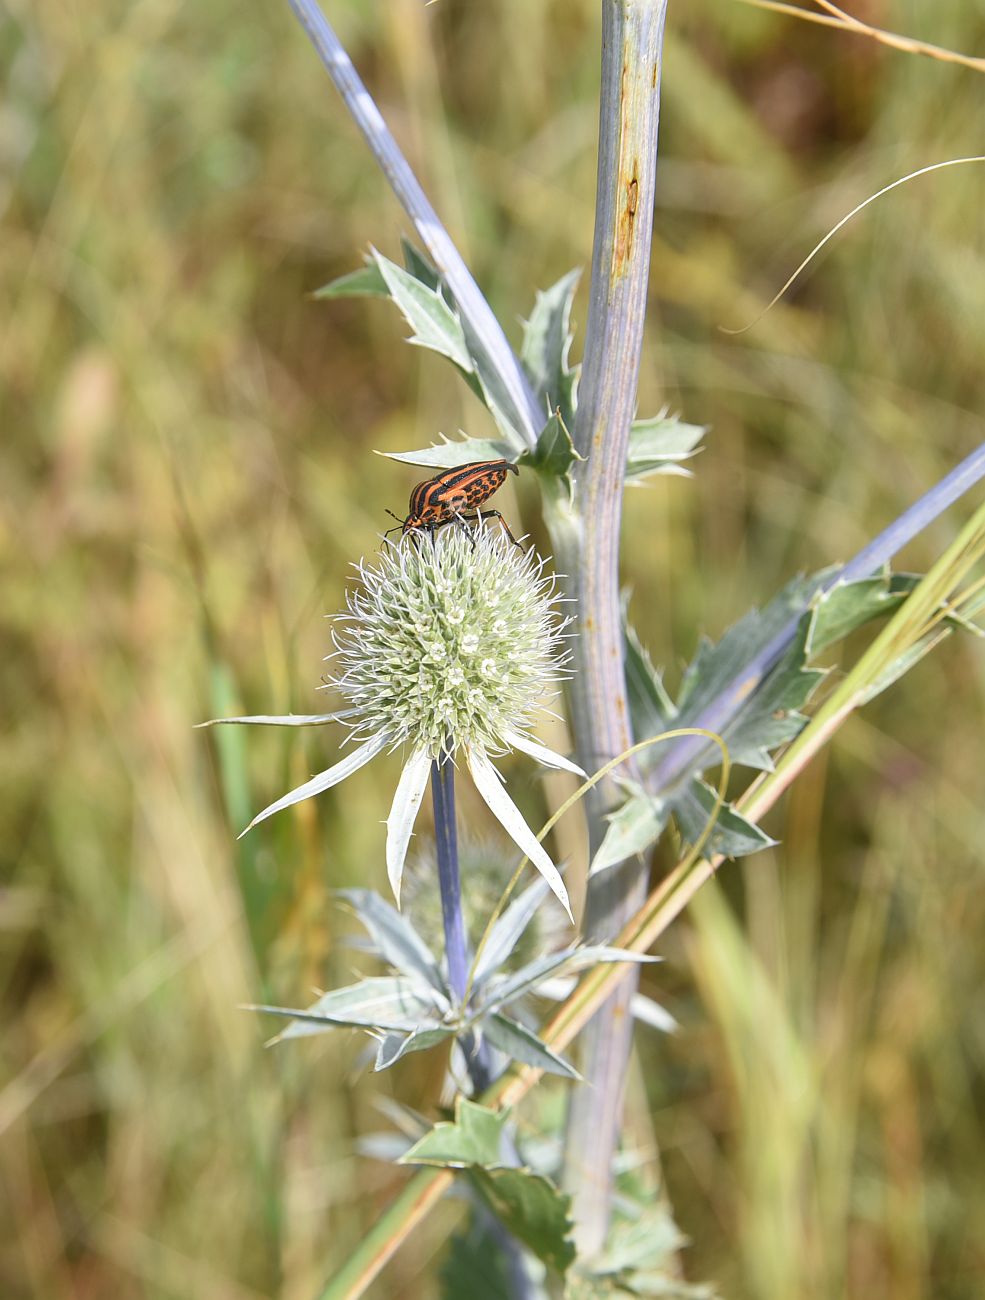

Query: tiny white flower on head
[[232, 524, 583, 918]]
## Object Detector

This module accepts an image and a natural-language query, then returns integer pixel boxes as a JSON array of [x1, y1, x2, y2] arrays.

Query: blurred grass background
[[3, 0, 985, 1296]]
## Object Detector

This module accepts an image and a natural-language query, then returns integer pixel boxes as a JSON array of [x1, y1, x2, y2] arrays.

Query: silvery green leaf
[[472, 877, 551, 986], [590, 1200, 689, 1278], [470, 1166, 576, 1278], [481, 1013, 580, 1080], [500, 727, 585, 778], [400, 235, 442, 293], [480, 946, 657, 1016], [337, 888, 444, 995], [535, 978, 678, 1034], [380, 435, 513, 469], [371, 248, 473, 372], [399, 1098, 510, 1168], [858, 627, 950, 705], [385, 745, 431, 907], [626, 571, 828, 782], [312, 262, 388, 299], [674, 779, 776, 859], [624, 617, 677, 743], [590, 786, 669, 877], [466, 746, 572, 921], [808, 571, 920, 654], [520, 269, 581, 430], [240, 732, 388, 835], [196, 710, 356, 728], [553, 945, 660, 975], [357, 1132, 416, 1164], [518, 413, 583, 503], [629, 992, 678, 1034], [374, 1025, 455, 1071], [251, 975, 440, 1037], [720, 617, 823, 771], [462, 314, 529, 450], [675, 573, 825, 722], [625, 414, 706, 482]]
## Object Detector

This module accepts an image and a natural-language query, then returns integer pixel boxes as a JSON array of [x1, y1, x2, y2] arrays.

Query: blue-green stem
[[430, 756, 530, 1291], [560, 0, 670, 1255], [431, 755, 469, 1004], [649, 436, 985, 794], [430, 755, 495, 1094], [286, 0, 542, 451]]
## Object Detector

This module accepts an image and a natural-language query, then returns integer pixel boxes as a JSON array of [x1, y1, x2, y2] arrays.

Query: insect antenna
[[383, 508, 406, 540]]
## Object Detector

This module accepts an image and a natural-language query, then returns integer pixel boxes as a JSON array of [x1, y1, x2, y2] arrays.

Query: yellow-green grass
[[2, 1, 984, 1296]]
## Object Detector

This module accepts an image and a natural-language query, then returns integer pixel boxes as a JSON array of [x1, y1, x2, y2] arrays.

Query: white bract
[[210, 525, 582, 918]]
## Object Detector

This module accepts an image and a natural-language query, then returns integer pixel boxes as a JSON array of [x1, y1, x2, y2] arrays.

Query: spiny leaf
[[482, 1012, 580, 1079], [313, 235, 443, 301], [520, 269, 581, 430], [479, 947, 658, 1017], [400, 235, 443, 293], [519, 412, 583, 503], [808, 571, 920, 654], [720, 616, 824, 772], [374, 1026, 455, 1072], [316, 242, 527, 449], [337, 889, 445, 995], [379, 434, 513, 469], [472, 877, 551, 986], [590, 787, 669, 877], [400, 1098, 511, 1169], [624, 615, 676, 742], [251, 975, 440, 1039], [626, 413, 707, 483], [673, 572, 826, 722], [610, 567, 940, 874], [312, 262, 388, 299], [674, 779, 776, 858], [371, 248, 474, 371], [470, 1167, 575, 1277]]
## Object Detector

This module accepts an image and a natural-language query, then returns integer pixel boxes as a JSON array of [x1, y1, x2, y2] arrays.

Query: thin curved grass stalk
[[559, 0, 669, 1252], [722, 156, 985, 336], [319, 504, 985, 1297], [732, 0, 985, 74]]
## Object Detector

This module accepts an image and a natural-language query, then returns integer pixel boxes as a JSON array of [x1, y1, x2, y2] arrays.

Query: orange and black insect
[[385, 459, 521, 545]]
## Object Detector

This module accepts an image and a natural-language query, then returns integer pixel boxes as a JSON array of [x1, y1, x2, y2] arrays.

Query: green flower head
[[333, 524, 569, 758], [209, 524, 583, 918]]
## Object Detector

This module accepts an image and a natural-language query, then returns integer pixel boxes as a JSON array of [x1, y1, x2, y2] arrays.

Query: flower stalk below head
[[431, 752, 468, 1003]]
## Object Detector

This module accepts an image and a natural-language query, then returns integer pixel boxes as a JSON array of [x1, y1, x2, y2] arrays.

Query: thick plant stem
[[561, 0, 669, 1256]]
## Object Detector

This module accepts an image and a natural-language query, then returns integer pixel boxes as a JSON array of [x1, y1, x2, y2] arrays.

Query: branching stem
[[560, 0, 669, 1253]]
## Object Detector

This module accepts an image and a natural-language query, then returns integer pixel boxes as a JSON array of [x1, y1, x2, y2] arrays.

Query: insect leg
[[475, 509, 523, 548]]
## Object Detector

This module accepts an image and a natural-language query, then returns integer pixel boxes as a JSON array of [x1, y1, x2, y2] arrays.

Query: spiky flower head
[[216, 522, 584, 919], [331, 524, 569, 758]]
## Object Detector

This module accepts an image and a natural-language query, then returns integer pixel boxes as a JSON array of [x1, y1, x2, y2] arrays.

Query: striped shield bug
[[385, 459, 521, 546]]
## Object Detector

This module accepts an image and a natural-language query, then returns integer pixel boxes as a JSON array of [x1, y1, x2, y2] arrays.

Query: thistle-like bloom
[[224, 525, 583, 918]]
